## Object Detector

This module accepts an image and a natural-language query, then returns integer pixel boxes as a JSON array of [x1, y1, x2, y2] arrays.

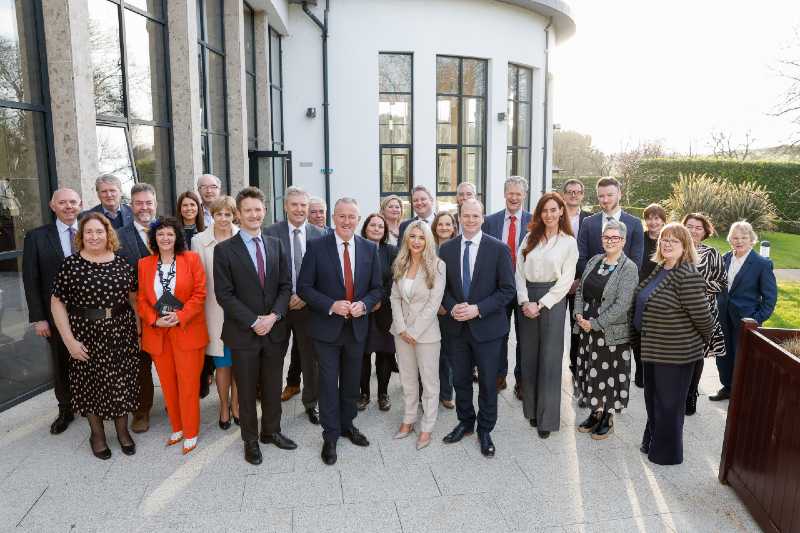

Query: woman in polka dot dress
[[572, 220, 639, 440]]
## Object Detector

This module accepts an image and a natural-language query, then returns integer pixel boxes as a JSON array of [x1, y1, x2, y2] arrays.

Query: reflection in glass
[[379, 54, 412, 93], [88, 0, 124, 117], [207, 50, 226, 132], [247, 76, 257, 150], [209, 133, 228, 181], [244, 4, 255, 73], [131, 124, 170, 205], [518, 67, 531, 103], [0, 0, 43, 104], [462, 97, 484, 145], [124, 10, 167, 122], [436, 97, 458, 144], [379, 95, 411, 145], [125, 0, 163, 18], [507, 64, 533, 181], [270, 87, 283, 148], [436, 148, 458, 193], [436, 56, 459, 94], [462, 59, 486, 97], [462, 147, 483, 191], [95, 125, 134, 199], [381, 147, 410, 192]]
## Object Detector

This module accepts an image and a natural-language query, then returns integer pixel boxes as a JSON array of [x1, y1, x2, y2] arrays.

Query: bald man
[[23, 188, 83, 435], [197, 174, 223, 227]]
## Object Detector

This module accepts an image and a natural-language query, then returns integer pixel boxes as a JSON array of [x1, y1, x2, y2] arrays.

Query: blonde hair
[[653, 222, 698, 265], [392, 220, 439, 289], [380, 194, 403, 214], [210, 195, 237, 216]]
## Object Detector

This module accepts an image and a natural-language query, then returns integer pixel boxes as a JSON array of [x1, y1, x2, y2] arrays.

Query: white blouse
[[154, 261, 177, 299], [515, 231, 578, 309], [400, 277, 415, 299]]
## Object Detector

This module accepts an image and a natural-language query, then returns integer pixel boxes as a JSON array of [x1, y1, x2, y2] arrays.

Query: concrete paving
[[775, 269, 800, 282], [0, 337, 760, 532]]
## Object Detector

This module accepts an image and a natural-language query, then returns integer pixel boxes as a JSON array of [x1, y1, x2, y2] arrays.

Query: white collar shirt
[[334, 233, 356, 284], [415, 212, 436, 225], [569, 212, 581, 237], [602, 208, 622, 231], [288, 221, 307, 259], [728, 249, 751, 290], [133, 221, 150, 247], [55, 219, 78, 258]]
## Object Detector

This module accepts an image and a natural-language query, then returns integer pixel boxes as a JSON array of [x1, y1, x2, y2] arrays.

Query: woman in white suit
[[390, 220, 446, 449], [192, 196, 240, 430]]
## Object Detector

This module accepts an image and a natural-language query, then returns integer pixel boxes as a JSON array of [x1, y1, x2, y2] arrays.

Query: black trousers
[[232, 340, 287, 443], [314, 322, 364, 443], [360, 351, 393, 397], [642, 361, 694, 465], [450, 328, 502, 434], [133, 351, 153, 417], [566, 293, 579, 378], [286, 307, 319, 409], [716, 311, 739, 391], [286, 341, 302, 387], [687, 359, 704, 398], [47, 328, 72, 410]]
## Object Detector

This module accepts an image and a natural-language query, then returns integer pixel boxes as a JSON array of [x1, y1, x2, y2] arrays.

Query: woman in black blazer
[[358, 213, 397, 411]]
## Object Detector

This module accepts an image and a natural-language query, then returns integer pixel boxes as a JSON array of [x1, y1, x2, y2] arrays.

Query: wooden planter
[[720, 318, 800, 533]]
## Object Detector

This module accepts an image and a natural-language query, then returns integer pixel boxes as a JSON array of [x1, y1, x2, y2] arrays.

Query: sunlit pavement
[[1, 332, 760, 532]]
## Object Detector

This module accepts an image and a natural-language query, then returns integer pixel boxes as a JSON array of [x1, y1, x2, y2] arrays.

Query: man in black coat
[[215, 187, 295, 466], [22, 188, 83, 434], [82, 174, 133, 229]]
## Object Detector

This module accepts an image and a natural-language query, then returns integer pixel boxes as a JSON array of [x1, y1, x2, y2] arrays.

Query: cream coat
[[192, 223, 239, 357], [389, 259, 446, 343]]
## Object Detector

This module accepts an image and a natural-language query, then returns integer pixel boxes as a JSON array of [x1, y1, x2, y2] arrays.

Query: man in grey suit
[[265, 186, 325, 425], [117, 183, 157, 433], [83, 174, 133, 229]]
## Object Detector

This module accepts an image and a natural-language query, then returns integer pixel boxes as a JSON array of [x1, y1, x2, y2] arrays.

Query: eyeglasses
[[199, 184, 220, 191], [564, 190, 583, 196], [660, 238, 681, 246], [602, 236, 622, 243]]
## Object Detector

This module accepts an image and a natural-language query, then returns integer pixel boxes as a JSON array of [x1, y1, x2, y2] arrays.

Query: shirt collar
[[505, 209, 521, 220], [335, 232, 353, 248], [134, 221, 148, 233], [288, 221, 306, 234], [241, 229, 262, 245], [56, 219, 77, 232], [416, 212, 435, 224], [604, 208, 622, 221], [462, 230, 483, 247], [102, 205, 120, 217], [732, 249, 751, 265]]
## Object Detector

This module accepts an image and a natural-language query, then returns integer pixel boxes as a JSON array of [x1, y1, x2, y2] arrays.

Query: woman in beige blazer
[[192, 196, 240, 430], [390, 220, 446, 449]]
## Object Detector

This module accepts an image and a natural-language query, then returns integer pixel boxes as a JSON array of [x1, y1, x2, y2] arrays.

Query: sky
[[552, 0, 800, 155]]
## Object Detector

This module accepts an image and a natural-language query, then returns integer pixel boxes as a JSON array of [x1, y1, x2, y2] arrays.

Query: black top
[[184, 226, 197, 250], [640, 232, 658, 280], [583, 262, 613, 304]]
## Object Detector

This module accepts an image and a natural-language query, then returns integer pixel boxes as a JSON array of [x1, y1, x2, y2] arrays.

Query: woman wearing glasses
[[573, 220, 639, 440]]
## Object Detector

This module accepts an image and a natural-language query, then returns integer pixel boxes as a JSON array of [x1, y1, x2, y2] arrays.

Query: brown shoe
[[496, 376, 507, 391], [514, 383, 523, 400], [281, 385, 300, 402], [130, 412, 150, 433]]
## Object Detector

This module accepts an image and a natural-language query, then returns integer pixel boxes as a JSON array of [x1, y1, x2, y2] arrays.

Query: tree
[[552, 130, 610, 177], [608, 141, 666, 205], [707, 129, 755, 161]]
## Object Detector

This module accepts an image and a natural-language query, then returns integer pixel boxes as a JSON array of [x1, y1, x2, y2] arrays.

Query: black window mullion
[[117, 2, 131, 128]]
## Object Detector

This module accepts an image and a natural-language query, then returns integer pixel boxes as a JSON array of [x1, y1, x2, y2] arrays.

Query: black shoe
[[244, 442, 262, 465], [118, 438, 136, 456], [634, 371, 644, 389], [321, 441, 337, 465], [529, 418, 537, 428], [577, 411, 602, 433], [591, 412, 614, 440], [306, 407, 320, 425], [260, 432, 298, 450], [219, 418, 232, 430], [92, 446, 112, 460], [378, 394, 391, 411], [342, 426, 370, 447], [50, 409, 74, 435], [478, 432, 495, 457], [357, 393, 369, 411], [199, 380, 210, 400], [233, 415, 240, 426], [709, 388, 730, 401], [640, 442, 650, 454], [686, 392, 698, 416], [537, 430, 550, 439], [442, 423, 474, 444]]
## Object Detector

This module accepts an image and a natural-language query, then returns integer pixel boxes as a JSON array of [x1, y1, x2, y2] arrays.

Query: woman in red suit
[[138, 216, 209, 454]]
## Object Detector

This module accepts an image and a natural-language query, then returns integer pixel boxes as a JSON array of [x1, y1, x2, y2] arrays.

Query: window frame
[[506, 62, 533, 183], [268, 25, 284, 152], [244, 1, 257, 150], [378, 51, 414, 200]]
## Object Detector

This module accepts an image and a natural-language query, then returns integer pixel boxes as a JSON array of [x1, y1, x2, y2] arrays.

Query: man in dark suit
[[440, 199, 516, 457], [214, 187, 296, 465], [297, 197, 383, 466], [265, 186, 325, 424], [453, 182, 476, 233], [308, 197, 331, 232], [576, 176, 644, 275], [481, 176, 532, 396], [83, 174, 133, 229], [117, 183, 157, 433], [398, 185, 436, 242], [22, 188, 83, 435]]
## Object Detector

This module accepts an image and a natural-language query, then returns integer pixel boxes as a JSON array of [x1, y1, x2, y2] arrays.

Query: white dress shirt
[[515, 232, 578, 309], [569, 212, 581, 237], [203, 206, 213, 228], [501, 209, 524, 246], [727, 249, 751, 290], [154, 261, 177, 299], [55, 219, 78, 258], [334, 232, 356, 285], [415, 212, 436, 225], [460, 231, 482, 285]]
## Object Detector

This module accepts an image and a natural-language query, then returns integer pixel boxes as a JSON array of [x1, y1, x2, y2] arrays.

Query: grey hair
[[456, 182, 476, 194], [196, 174, 222, 188], [603, 219, 627, 239], [727, 220, 758, 244], [308, 196, 327, 208], [284, 186, 310, 202], [131, 182, 157, 198], [95, 174, 122, 191], [334, 197, 359, 210], [504, 176, 529, 193]]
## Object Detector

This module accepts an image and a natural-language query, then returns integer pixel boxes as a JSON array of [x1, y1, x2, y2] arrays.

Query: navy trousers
[[642, 361, 694, 465], [497, 304, 522, 381], [716, 310, 740, 391], [450, 328, 503, 434]]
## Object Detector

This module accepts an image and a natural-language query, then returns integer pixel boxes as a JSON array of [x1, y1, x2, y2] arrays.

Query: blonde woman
[[380, 195, 404, 246], [390, 220, 446, 449]]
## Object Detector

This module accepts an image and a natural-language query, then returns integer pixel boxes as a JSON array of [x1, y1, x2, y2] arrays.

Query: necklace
[[596, 261, 617, 276], [157, 255, 177, 294]]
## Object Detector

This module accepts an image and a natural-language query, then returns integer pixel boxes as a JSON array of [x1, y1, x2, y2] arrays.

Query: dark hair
[[148, 216, 187, 255], [432, 211, 458, 246], [76, 212, 120, 252], [596, 177, 621, 190], [521, 192, 573, 260], [643, 203, 667, 222], [561, 178, 585, 193], [176, 191, 206, 232], [360, 213, 388, 245], [235, 186, 266, 210], [682, 212, 716, 239]]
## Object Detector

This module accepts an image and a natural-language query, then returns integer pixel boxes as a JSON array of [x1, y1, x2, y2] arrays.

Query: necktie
[[67, 227, 77, 255], [292, 229, 303, 290], [343, 241, 354, 302], [254, 237, 266, 288], [142, 227, 153, 254], [507, 215, 517, 261], [462, 240, 472, 301]]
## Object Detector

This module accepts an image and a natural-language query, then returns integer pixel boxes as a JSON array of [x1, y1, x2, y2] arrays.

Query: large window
[[507, 63, 532, 183], [436, 55, 487, 213], [88, 0, 172, 205], [268, 26, 283, 151], [244, 2, 256, 150], [197, 0, 228, 187], [379, 53, 412, 204]]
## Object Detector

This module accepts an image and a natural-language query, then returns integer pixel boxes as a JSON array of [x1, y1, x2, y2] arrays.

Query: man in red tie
[[297, 198, 383, 466], [481, 176, 532, 396]]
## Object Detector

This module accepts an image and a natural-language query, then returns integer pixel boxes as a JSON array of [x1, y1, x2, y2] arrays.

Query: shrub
[[781, 338, 800, 357], [720, 181, 777, 233], [775, 219, 800, 234]]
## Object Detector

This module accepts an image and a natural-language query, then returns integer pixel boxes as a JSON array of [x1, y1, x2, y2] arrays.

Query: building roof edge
[[496, 0, 576, 41]]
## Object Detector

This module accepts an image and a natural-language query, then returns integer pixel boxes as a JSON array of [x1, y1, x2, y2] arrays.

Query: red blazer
[[138, 252, 209, 355]]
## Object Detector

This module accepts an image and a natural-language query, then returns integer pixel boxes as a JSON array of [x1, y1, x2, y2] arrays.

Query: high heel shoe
[[393, 424, 414, 439], [219, 407, 232, 430], [182, 436, 198, 455], [118, 438, 136, 456], [167, 431, 184, 446], [92, 445, 112, 460], [416, 433, 431, 450]]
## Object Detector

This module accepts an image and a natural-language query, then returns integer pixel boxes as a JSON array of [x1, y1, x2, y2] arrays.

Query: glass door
[[248, 150, 292, 224]]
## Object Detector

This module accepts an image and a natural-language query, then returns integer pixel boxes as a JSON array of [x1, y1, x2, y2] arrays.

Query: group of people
[[23, 172, 778, 467]]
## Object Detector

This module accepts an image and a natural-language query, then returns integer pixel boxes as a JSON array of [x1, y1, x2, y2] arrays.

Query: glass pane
[[0, 108, 47, 248], [244, 5, 255, 73], [209, 133, 228, 183], [436, 196, 457, 216], [200, 132, 209, 173], [247, 75, 257, 149], [436, 96, 458, 144], [198, 50, 206, 128], [436, 56, 459, 94], [462, 146, 483, 193], [507, 64, 517, 101], [462, 59, 486, 97], [269, 29, 281, 86], [506, 149, 513, 178], [507, 100, 516, 145], [254, 156, 274, 221], [379, 94, 411, 144], [125, 0, 163, 19], [516, 102, 530, 148], [203, 0, 224, 50], [518, 66, 532, 103], [95, 125, 135, 199], [515, 148, 530, 180], [207, 50, 226, 132], [131, 124, 171, 209], [380, 147, 410, 193], [0, 0, 43, 104], [462, 97, 485, 146], [272, 157, 284, 223], [270, 87, 283, 148], [379, 54, 411, 93], [124, 10, 167, 122], [89, 0, 125, 117], [436, 148, 458, 194]]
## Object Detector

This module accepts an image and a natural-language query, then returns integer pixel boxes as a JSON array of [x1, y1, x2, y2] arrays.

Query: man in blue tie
[[438, 199, 516, 457]]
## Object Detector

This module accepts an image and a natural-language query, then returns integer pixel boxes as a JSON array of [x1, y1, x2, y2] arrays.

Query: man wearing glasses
[[197, 174, 223, 227]]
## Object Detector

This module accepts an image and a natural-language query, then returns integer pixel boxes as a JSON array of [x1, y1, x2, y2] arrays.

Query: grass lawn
[[765, 282, 800, 330], [705, 231, 800, 269]]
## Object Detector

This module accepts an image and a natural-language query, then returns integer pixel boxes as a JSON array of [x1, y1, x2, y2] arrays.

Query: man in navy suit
[[398, 185, 436, 242], [576, 177, 644, 275], [481, 176, 532, 396], [297, 197, 383, 465], [440, 199, 516, 457], [308, 197, 332, 233], [83, 174, 133, 229]]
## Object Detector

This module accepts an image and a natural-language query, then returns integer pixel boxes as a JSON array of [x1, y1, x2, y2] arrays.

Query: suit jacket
[[213, 231, 292, 348], [297, 232, 383, 344], [481, 208, 533, 248], [398, 214, 436, 243], [389, 259, 446, 343], [83, 203, 134, 229], [374, 243, 398, 332], [137, 252, 209, 355], [117, 222, 151, 271], [264, 220, 326, 291], [439, 234, 516, 342], [573, 210, 591, 279], [720, 251, 778, 325], [22, 223, 67, 323], [576, 210, 644, 275]]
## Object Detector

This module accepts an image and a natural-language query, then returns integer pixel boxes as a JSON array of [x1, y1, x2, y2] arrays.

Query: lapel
[[353, 236, 366, 293], [231, 232, 262, 290], [470, 236, 488, 294], [325, 234, 346, 290], [277, 221, 292, 258], [47, 223, 66, 261], [143, 256, 158, 306], [518, 211, 532, 245], [403, 265, 425, 304], [729, 252, 755, 295]]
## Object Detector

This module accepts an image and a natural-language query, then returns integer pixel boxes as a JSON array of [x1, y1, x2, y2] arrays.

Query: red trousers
[[151, 336, 204, 439]]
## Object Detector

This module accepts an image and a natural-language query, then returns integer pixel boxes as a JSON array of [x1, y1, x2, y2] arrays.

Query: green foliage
[[765, 283, 800, 330], [662, 173, 726, 222], [722, 180, 778, 232]]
